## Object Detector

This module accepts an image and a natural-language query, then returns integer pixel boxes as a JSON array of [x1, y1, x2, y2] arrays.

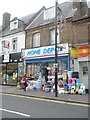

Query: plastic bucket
[[68, 71, 73, 78], [68, 78, 72, 84], [76, 79, 79, 84], [68, 84, 72, 89], [76, 83, 79, 88]]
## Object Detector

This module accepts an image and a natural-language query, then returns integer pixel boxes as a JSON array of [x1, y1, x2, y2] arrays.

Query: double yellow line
[[0, 92, 89, 107]]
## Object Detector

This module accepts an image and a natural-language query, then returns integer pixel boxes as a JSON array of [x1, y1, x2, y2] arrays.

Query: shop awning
[[25, 56, 68, 64]]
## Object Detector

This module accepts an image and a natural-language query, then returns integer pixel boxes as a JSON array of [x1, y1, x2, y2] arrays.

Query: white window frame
[[12, 37, 18, 50], [51, 29, 59, 45], [2, 41, 5, 52], [10, 20, 18, 31], [44, 7, 55, 20], [32, 33, 40, 47]]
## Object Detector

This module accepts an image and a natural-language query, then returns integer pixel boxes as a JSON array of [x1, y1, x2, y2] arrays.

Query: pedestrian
[[23, 74, 28, 91]]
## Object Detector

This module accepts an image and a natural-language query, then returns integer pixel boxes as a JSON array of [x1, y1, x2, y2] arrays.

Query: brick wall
[[26, 18, 89, 49], [40, 26, 51, 47], [73, 18, 89, 44], [61, 20, 73, 44], [26, 31, 32, 49]]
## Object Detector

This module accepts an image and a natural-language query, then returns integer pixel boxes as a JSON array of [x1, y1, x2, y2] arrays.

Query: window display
[[27, 63, 40, 79], [18, 62, 23, 82], [7, 63, 17, 85], [1, 64, 6, 84]]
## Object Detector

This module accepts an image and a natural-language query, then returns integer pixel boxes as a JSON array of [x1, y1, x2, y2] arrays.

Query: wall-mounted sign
[[71, 45, 90, 58], [25, 43, 69, 58], [5, 41, 9, 49], [3, 53, 9, 63]]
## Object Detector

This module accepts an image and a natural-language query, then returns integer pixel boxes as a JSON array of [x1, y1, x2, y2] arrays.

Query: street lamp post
[[55, 0, 58, 97], [21, 48, 25, 76]]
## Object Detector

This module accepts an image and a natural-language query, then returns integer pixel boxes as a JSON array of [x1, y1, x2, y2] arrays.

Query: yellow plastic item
[[30, 86, 33, 90]]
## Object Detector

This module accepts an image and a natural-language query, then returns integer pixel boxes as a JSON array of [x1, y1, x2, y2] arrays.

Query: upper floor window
[[10, 20, 18, 31], [2, 40, 9, 52], [51, 29, 59, 45], [12, 37, 18, 50], [44, 7, 55, 20], [33, 33, 40, 47], [2, 41, 5, 52]]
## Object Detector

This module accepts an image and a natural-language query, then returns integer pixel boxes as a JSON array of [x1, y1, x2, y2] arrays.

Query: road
[[0, 93, 88, 118]]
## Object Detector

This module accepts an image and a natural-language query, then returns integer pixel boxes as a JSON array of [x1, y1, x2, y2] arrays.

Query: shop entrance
[[79, 61, 88, 91], [42, 63, 49, 83]]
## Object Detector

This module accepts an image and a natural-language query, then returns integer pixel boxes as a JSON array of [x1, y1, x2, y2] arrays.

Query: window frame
[[12, 37, 18, 50], [2, 41, 5, 52], [32, 32, 40, 48], [10, 20, 18, 31], [50, 28, 59, 45]]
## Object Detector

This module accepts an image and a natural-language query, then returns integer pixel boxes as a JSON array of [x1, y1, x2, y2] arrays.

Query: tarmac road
[[0, 93, 88, 118]]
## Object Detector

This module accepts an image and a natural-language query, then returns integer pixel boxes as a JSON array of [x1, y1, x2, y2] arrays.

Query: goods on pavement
[[17, 72, 86, 96]]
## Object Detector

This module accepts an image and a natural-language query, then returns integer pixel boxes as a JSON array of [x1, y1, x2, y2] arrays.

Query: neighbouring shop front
[[0, 56, 2, 85], [71, 44, 90, 92], [24, 43, 70, 84], [1, 52, 23, 85]]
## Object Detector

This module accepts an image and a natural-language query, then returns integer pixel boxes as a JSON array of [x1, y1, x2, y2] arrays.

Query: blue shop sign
[[25, 44, 68, 58]]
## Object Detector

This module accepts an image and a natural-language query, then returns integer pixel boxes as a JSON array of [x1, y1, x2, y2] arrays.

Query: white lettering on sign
[[25, 43, 68, 58]]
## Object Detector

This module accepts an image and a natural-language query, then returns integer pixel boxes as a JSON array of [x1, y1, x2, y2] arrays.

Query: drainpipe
[[73, 24, 76, 44]]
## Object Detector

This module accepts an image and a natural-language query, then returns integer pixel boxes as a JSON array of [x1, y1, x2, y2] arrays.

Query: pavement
[[0, 85, 89, 104]]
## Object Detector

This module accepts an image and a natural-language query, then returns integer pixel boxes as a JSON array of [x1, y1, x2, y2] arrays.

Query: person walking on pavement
[[23, 74, 28, 91]]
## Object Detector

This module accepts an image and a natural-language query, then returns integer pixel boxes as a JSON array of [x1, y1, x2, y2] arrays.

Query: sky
[[0, 0, 90, 26]]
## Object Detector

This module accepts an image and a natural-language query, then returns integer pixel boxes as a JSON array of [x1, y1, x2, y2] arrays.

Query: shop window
[[83, 67, 88, 75], [51, 29, 59, 45], [12, 37, 18, 50], [1, 64, 6, 84], [58, 61, 68, 74], [18, 63, 23, 81], [7, 63, 17, 85], [27, 63, 40, 79], [32, 33, 40, 47]]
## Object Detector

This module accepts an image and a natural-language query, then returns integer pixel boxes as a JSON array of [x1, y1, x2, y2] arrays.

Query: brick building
[[23, 0, 90, 91]]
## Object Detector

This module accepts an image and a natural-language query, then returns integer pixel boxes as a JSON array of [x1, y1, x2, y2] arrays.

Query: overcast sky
[[0, 0, 90, 25]]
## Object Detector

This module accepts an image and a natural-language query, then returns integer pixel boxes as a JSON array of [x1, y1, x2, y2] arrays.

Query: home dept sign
[[25, 43, 69, 59]]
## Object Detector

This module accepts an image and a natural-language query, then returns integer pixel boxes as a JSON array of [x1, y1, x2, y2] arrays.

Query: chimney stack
[[81, 0, 88, 17], [73, 0, 82, 20], [2, 12, 11, 30]]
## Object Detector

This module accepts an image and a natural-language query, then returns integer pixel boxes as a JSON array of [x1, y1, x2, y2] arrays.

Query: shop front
[[0, 56, 2, 85], [1, 52, 23, 85], [24, 43, 70, 83], [71, 44, 90, 92]]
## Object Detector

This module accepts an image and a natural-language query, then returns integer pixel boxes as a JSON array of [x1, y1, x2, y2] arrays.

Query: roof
[[1, 6, 46, 37], [58, 1, 74, 19], [0, 25, 2, 32], [26, 1, 74, 30], [1, 13, 34, 36], [20, 13, 36, 24], [0, 25, 2, 38]]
